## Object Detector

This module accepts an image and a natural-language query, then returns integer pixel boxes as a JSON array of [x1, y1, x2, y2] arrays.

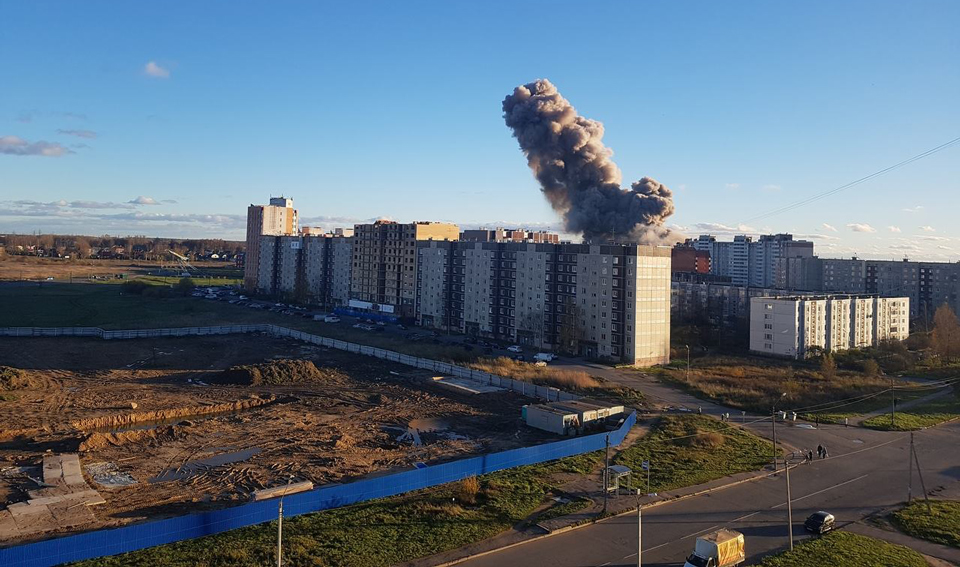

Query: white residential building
[[750, 295, 909, 358]]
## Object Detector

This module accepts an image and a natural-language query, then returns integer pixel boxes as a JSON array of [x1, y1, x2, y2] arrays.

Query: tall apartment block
[[775, 256, 960, 320], [417, 241, 671, 366], [243, 197, 298, 291], [350, 220, 459, 318], [256, 233, 353, 307], [750, 295, 909, 359], [690, 233, 813, 287]]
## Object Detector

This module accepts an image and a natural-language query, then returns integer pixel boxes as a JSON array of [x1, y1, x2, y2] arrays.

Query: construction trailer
[[522, 398, 625, 435]]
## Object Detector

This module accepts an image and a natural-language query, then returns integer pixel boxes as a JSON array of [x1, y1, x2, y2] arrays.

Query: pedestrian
[[698, 406, 702, 415], [817, 444, 824, 459], [808, 450, 814, 462], [720, 413, 725, 422], [822, 446, 828, 459], [844, 417, 849, 428]]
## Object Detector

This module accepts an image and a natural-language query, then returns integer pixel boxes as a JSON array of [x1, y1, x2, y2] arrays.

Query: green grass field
[[891, 500, 960, 548], [0, 283, 477, 361], [861, 387, 960, 431], [614, 414, 773, 493], [758, 531, 927, 567], [71, 453, 601, 567]]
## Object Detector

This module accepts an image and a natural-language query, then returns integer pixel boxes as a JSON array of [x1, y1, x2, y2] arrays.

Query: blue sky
[[1, 1, 958, 259]]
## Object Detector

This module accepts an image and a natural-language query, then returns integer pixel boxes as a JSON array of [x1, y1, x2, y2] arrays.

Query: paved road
[[461, 420, 960, 567]]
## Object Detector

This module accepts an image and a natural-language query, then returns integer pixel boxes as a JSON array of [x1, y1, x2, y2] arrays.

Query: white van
[[534, 353, 555, 362]]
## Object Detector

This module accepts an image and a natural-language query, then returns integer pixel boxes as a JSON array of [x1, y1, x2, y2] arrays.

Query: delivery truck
[[683, 529, 745, 567]]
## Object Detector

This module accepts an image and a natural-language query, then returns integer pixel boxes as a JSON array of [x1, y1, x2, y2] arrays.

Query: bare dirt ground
[[0, 334, 546, 543]]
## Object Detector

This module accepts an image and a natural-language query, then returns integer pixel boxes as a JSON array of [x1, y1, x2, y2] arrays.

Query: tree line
[[0, 233, 245, 260]]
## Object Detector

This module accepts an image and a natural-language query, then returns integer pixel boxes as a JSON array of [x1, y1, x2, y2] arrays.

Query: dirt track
[[0, 334, 546, 542]]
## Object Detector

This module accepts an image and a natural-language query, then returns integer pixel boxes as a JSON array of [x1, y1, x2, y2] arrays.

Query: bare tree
[[557, 296, 585, 356], [932, 304, 960, 362]]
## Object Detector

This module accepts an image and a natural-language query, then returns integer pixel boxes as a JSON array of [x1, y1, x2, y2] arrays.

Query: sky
[[1, 1, 958, 260]]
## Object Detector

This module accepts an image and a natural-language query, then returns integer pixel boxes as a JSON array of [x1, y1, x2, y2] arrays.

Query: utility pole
[[685, 345, 691, 382], [277, 498, 283, 567], [636, 489, 642, 567], [891, 377, 896, 428], [785, 462, 794, 550], [603, 434, 610, 514], [907, 432, 914, 504], [771, 407, 778, 470], [911, 436, 933, 514]]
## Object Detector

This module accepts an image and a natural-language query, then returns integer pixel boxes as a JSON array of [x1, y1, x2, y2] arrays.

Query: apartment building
[[417, 241, 671, 366], [671, 280, 803, 328], [749, 295, 909, 358], [461, 228, 561, 244], [255, 233, 353, 307], [690, 233, 812, 287], [350, 220, 459, 318], [671, 246, 710, 274], [775, 256, 959, 320], [243, 197, 298, 291]]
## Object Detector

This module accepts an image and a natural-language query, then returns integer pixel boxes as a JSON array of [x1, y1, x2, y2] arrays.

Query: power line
[[741, 136, 960, 224]]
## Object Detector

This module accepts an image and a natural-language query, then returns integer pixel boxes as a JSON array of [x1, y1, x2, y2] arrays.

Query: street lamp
[[771, 392, 786, 469], [685, 344, 691, 382]]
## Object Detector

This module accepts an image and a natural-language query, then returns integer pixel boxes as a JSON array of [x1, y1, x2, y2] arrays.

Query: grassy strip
[[72, 452, 601, 567], [891, 500, 960, 548], [614, 414, 773, 493], [467, 357, 645, 405], [801, 388, 934, 424], [0, 284, 478, 361], [861, 387, 960, 431], [650, 356, 930, 417], [758, 531, 927, 567]]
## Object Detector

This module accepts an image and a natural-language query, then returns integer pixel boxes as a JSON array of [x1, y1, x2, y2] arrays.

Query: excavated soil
[[0, 334, 548, 543]]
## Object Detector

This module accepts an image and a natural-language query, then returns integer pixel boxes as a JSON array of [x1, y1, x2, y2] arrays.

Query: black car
[[804, 511, 835, 534]]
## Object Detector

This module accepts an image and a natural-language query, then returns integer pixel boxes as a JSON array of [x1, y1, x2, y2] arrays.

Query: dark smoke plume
[[502, 79, 675, 243]]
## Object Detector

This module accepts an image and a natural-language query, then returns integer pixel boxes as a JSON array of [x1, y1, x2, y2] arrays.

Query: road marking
[[771, 474, 869, 509]]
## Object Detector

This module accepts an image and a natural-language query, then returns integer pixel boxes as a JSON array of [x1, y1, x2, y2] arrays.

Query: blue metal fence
[[0, 412, 636, 567]]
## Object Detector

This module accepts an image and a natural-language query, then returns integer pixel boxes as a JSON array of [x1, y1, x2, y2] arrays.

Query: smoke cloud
[[502, 79, 675, 243]]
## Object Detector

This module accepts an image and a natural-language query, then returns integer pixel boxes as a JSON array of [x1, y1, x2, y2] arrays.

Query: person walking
[[822, 445, 828, 458], [844, 417, 849, 427], [817, 444, 824, 459], [807, 450, 814, 462]]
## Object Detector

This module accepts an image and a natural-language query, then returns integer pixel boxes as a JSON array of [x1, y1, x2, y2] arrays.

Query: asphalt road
[[460, 419, 960, 567]]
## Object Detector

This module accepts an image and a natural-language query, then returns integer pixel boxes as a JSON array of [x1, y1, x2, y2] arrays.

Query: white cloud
[[918, 235, 950, 242], [0, 135, 73, 157], [129, 196, 161, 206], [887, 226, 902, 233], [724, 183, 740, 190], [144, 61, 171, 79], [693, 222, 758, 235], [822, 223, 837, 232], [920, 225, 936, 232], [902, 206, 924, 213], [847, 223, 876, 233], [762, 184, 781, 192], [56, 129, 97, 139]]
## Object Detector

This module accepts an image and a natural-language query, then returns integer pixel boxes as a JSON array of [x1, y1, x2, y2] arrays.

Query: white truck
[[683, 529, 745, 567]]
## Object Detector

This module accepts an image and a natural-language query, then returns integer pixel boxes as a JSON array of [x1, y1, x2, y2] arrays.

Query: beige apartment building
[[350, 220, 459, 318], [417, 241, 671, 366], [750, 295, 909, 359], [243, 197, 298, 290]]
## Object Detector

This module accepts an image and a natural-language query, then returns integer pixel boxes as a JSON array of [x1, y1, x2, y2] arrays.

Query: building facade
[[749, 295, 909, 358], [417, 241, 671, 366], [255, 233, 353, 307], [243, 197, 298, 290], [350, 220, 459, 318], [461, 228, 561, 244], [690, 233, 812, 287], [671, 246, 710, 274]]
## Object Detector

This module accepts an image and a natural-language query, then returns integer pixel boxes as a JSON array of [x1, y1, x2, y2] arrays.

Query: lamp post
[[685, 344, 691, 382], [277, 476, 294, 567]]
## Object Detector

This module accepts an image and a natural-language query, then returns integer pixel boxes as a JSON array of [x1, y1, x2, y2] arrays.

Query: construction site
[[0, 334, 553, 543]]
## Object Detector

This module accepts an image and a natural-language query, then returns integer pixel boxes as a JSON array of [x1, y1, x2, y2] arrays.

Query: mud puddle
[[149, 447, 262, 483]]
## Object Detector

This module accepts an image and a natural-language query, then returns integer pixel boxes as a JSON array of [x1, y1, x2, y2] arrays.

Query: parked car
[[507, 345, 523, 353], [804, 511, 835, 534], [534, 353, 556, 362]]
